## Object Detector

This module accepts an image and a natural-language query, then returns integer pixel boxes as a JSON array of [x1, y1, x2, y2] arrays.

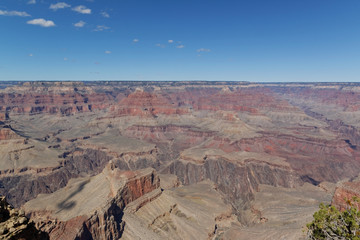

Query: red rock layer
[[1, 83, 359, 117], [0, 127, 22, 140], [107, 87, 298, 118], [192, 88, 296, 113], [110, 91, 188, 117], [0, 92, 113, 115], [0, 113, 7, 121], [81, 172, 160, 240], [43, 215, 88, 240], [332, 181, 360, 211]]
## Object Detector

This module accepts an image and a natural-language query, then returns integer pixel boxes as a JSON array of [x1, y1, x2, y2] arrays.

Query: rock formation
[[0, 196, 48, 240], [24, 164, 159, 240], [0, 81, 358, 239], [332, 179, 360, 211]]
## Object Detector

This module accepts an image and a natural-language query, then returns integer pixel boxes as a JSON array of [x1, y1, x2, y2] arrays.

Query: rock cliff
[[0, 81, 358, 239], [24, 165, 159, 240], [0, 196, 48, 240]]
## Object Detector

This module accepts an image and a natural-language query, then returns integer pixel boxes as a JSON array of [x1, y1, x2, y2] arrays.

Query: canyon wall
[[0, 81, 359, 238]]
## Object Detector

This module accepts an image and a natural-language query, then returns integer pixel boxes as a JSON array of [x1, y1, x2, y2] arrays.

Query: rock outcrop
[[0, 81, 358, 239], [23, 165, 159, 240], [332, 180, 360, 211], [0, 148, 113, 208], [0, 196, 48, 240], [163, 155, 299, 216], [0, 127, 21, 140], [221, 183, 333, 240], [122, 180, 239, 240]]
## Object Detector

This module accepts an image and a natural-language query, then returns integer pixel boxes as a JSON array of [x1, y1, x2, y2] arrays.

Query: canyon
[[0, 81, 359, 239]]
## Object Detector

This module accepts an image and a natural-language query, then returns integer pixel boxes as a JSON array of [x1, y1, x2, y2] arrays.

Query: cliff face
[[110, 90, 189, 117], [0, 82, 115, 116], [24, 165, 160, 240], [0, 81, 359, 238], [0, 148, 113, 207], [82, 170, 159, 240], [166, 159, 296, 212]]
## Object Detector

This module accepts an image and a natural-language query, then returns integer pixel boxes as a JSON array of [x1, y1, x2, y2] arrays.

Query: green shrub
[[307, 198, 360, 239]]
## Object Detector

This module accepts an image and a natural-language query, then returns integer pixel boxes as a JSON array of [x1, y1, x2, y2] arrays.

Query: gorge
[[0, 81, 359, 239]]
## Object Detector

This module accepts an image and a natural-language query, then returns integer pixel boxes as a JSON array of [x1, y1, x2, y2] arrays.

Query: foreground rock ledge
[[0, 196, 48, 240]]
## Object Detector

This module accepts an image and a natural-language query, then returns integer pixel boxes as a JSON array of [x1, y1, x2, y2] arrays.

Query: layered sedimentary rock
[[222, 183, 333, 239], [24, 165, 159, 240], [0, 81, 358, 239], [0, 82, 113, 116], [163, 155, 298, 213], [0, 148, 113, 207], [122, 180, 239, 240]]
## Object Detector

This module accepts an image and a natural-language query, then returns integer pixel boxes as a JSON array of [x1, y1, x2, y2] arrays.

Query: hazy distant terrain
[[0, 81, 359, 239]]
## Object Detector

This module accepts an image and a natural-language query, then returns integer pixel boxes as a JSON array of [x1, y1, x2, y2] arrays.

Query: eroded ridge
[[0, 81, 358, 239]]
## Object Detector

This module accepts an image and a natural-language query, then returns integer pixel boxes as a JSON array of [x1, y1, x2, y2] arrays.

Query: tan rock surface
[[24, 165, 160, 240], [122, 180, 238, 240], [0, 196, 48, 240], [222, 183, 332, 240]]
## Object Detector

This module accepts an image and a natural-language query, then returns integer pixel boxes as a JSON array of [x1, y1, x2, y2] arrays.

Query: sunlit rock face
[[0, 81, 359, 239], [332, 179, 360, 211], [0, 196, 48, 240], [23, 166, 159, 240]]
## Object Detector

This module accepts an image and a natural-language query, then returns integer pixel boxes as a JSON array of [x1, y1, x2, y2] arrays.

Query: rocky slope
[[0, 81, 359, 239], [0, 196, 48, 240], [332, 179, 360, 211], [222, 183, 333, 240], [23, 164, 159, 240], [122, 180, 238, 240]]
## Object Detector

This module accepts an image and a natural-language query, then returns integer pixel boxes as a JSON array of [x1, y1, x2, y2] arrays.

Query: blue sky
[[0, 0, 360, 81]]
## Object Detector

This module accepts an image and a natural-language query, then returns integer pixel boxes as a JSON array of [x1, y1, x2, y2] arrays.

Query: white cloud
[[74, 20, 86, 27], [93, 25, 110, 31], [27, 18, 55, 27], [72, 5, 91, 14], [0, 10, 30, 17], [28, 0, 36, 4], [176, 45, 185, 49], [133, 39, 139, 43], [155, 43, 165, 48], [29, 53, 33, 57], [168, 40, 174, 43], [50, 2, 70, 10], [197, 48, 211, 53], [101, 11, 110, 18], [105, 50, 111, 54]]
